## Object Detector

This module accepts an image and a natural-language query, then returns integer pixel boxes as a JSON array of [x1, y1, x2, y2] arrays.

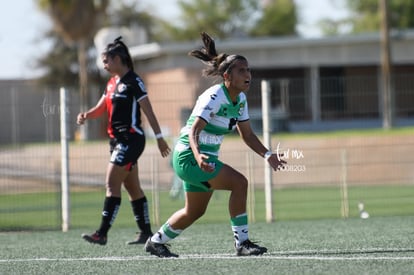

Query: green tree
[[349, 0, 414, 32], [37, 0, 108, 139], [319, 0, 414, 35], [317, 18, 351, 36], [36, 1, 159, 89], [36, 32, 103, 87], [106, 1, 158, 41], [162, 0, 259, 41], [250, 0, 297, 37]]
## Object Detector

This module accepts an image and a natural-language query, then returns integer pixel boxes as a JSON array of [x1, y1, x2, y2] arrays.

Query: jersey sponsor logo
[[118, 83, 127, 93], [210, 94, 217, 100], [198, 132, 223, 145]]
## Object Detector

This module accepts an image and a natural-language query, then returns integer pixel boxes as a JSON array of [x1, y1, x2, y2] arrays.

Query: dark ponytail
[[189, 32, 246, 78], [103, 36, 134, 71]]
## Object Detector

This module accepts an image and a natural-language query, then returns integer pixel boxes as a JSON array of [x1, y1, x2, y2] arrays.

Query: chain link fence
[[1, 76, 413, 230]]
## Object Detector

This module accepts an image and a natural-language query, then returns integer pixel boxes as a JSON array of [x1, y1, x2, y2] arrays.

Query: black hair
[[103, 36, 134, 71], [188, 32, 246, 78]]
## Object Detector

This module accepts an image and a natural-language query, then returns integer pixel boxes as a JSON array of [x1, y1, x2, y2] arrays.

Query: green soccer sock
[[151, 222, 183, 244], [231, 213, 249, 247]]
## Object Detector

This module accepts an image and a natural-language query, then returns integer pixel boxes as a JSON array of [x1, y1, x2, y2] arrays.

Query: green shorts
[[172, 148, 223, 192]]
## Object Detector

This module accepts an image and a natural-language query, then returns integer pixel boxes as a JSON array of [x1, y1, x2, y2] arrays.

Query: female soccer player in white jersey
[[145, 32, 286, 257]]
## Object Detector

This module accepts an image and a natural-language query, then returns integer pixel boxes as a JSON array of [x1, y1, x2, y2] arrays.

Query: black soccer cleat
[[144, 238, 178, 258], [235, 239, 267, 256], [82, 231, 107, 246], [127, 232, 152, 245]]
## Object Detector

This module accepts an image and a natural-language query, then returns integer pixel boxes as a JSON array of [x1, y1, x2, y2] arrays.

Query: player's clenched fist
[[77, 113, 87, 125]]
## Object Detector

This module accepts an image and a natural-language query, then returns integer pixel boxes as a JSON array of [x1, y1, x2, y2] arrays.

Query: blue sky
[[0, 0, 349, 80]]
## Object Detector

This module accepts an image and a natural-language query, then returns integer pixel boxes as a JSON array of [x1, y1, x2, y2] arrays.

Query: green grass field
[[1, 186, 413, 274], [1, 185, 414, 230], [0, 217, 413, 274], [2, 124, 414, 274]]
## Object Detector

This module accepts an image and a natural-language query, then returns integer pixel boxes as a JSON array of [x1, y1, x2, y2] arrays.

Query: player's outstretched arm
[[237, 120, 286, 171]]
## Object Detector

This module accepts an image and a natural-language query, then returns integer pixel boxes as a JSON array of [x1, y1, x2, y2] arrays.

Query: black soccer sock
[[131, 197, 152, 234], [97, 196, 121, 236]]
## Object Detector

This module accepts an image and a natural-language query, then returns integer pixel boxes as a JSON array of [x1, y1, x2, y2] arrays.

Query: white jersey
[[176, 83, 249, 156]]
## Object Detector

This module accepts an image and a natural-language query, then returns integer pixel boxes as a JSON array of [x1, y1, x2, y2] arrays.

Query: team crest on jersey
[[118, 83, 127, 93], [238, 103, 245, 116]]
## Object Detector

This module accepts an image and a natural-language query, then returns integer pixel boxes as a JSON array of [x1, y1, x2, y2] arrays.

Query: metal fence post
[[60, 87, 70, 232], [261, 80, 274, 222]]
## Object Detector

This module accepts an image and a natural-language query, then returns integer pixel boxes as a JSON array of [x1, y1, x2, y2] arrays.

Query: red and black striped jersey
[[104, 70, 147, 139]]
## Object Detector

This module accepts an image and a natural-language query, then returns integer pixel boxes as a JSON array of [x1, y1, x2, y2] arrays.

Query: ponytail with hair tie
[[188, 32, 218, 62], [189, 32, 246, 78]]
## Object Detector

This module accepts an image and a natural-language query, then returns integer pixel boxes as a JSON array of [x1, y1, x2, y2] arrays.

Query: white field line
[[1, 252, 414, 263]]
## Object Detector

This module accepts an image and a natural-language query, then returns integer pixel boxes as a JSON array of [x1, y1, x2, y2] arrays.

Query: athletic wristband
[[264, 151, 272, 160], [155, 133, 163, 139]]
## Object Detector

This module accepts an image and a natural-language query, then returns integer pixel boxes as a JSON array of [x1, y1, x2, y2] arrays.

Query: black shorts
[[109, 134, 145, 171]]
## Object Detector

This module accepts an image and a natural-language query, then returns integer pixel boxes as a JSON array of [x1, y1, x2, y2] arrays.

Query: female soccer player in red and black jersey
[[77, 37, 170, 245]]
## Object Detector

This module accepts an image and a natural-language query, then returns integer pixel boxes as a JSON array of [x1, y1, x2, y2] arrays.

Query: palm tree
[[37, 0, 109, 139]]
